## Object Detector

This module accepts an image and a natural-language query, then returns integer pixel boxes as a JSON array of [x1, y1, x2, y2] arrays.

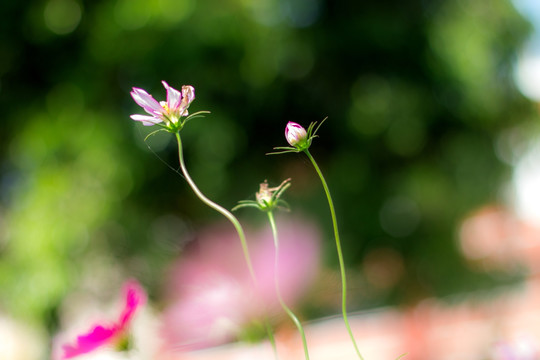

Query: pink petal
[[59, 280, 147, 359], [181, 86, 195, 105], [253, 217, 321, 306], [178, 85, 195, 116], [117, 279, 147, 330], [130, 114, 163, 126], [285, 121, 303, 137], [131, 87, 165, 116], [62, 325, 117, 359], [162, 81, 182, 112], [285, 121, 307, 146], [160, 219, 321, 350]]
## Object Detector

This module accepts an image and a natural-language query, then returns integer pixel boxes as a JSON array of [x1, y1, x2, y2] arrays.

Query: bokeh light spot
[[43, 0, 82, 35], [114, 0, 153, 30], [514, 140, 540, 224], [514, 52, 540, 101], [363, 248, 405, 290], [243, 0, 284, 26], [282, 0, 321, 28], [158, 0, 196, 24], [380, 196, 422, 238]]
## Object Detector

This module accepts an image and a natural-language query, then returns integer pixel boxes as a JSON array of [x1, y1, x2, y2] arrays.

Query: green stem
[[175, 133, 278, 358], [175, 132, 255, 280], [267, 211, 310, 360], [304, 149, 364, 360], [264, 321, 278, 359]]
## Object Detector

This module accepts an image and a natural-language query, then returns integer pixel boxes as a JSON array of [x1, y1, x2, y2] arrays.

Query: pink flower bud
[[285, 122, 308, 148]]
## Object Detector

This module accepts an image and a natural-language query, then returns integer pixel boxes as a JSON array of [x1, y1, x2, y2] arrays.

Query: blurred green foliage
[[0, 0, 537, 336]]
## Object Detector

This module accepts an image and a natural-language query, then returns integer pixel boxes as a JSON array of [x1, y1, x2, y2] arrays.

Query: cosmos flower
[[60, 279, 147, 359], [130, 81, 195, 132]]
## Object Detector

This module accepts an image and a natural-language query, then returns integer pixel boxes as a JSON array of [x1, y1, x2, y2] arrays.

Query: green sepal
[[267, 147, 300, 155], [144, 128, 168, 142], [231, 201, 261, 212], [183, 110, 211, 125]]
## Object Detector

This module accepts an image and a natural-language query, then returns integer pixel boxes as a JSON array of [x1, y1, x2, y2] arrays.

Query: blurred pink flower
[[130, 81, 195, 127], [459, 205, 540, 271], [161, 217, 321, 351], [492, 335, 539, 360], [60, 279, 147, 359]]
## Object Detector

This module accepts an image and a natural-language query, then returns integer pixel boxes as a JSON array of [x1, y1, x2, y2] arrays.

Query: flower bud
[[256, 181, 274, 209], [285, 122, 308, 148]]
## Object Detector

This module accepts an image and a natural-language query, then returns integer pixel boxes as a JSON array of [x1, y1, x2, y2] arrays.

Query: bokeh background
[[2, 0, 540, 358]]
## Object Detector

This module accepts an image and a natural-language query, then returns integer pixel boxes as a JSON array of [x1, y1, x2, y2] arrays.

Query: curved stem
[[304, 149, 364, 360], [175, 132, 256, 280], [175, 133, 278, 358], [267, 211, 310, 360]]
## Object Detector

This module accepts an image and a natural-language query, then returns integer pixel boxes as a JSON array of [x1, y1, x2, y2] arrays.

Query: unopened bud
[[285, 122, 308, 149]]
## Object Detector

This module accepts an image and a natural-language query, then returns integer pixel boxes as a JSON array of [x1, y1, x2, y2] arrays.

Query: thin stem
[[175, 132, 255, 280], [264, 321, 277, 358], [267, 211, 310, 360], [304, 149, 364, 360], [175, 133, 278, 358]]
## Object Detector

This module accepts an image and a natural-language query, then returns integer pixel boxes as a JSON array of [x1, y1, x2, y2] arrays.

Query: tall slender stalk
[[267, 211, 310, 360], [174, 132, 277, 357], [304, 149, 364, 360], [175, 132, 255, 279]]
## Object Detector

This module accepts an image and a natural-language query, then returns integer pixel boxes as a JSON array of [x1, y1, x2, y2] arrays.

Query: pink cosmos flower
[[60, 279, 147, 359], [285, 121, 308, 147], [161, 217, 321, 351], [130, 81, 195, 127]]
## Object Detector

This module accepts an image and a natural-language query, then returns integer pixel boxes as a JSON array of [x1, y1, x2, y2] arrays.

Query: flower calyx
[[233, 179, 291, 213]]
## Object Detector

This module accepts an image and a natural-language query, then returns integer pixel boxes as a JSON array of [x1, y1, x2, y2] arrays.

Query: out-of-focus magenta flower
[[130, 81, 195, 131], [60, 279, 147, 359], [285, 122, 308, 148], [160, 217, 321, 351]]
